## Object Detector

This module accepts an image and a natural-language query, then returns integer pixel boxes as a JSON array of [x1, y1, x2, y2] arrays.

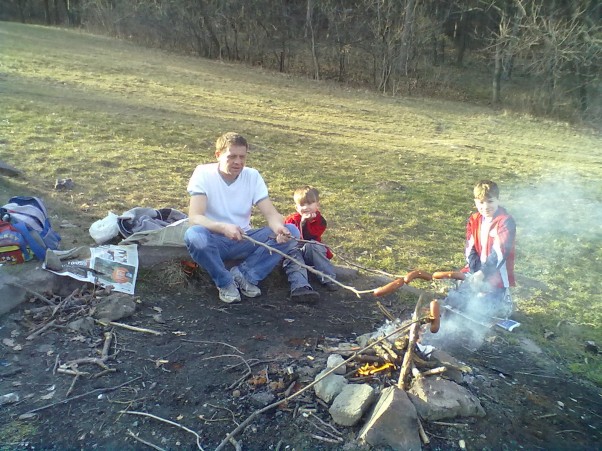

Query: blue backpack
[[0, 196, 61, 262]]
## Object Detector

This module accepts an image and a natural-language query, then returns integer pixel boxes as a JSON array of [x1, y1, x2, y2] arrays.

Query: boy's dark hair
[[474, 180, 500, 200], [215, 132, 248, 154], [293, 186, 320, 205]]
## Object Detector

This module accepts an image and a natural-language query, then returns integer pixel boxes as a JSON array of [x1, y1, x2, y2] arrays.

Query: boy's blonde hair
[[294, 186, 320, 205], [215, 132, 248, 154], [474, 180, 500, 200]]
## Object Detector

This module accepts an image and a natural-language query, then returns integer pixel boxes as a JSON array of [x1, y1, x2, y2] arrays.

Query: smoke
[[506, 174, 602, 243], [422, 173, 602, 352], [422, 287, 495, 353]]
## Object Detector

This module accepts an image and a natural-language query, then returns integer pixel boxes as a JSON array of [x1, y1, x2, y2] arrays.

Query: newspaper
[[44, 244, 139, 295]]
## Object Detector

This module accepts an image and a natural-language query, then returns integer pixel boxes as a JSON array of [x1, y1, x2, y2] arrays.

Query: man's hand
[[274, 225, 293, 243], [222, 224, 245, 241]]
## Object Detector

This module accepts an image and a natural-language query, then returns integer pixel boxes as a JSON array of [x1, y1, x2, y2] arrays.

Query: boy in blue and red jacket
[[283, 186, 337, 303], [448, 180, 516, 318]]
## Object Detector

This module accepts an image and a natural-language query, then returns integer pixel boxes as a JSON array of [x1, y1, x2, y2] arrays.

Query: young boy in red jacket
[[447, 180, 516, 318], [283, 186, 337, 302]]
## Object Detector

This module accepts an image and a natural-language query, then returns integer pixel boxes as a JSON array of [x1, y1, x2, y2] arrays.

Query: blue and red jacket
[[463, 206, 516, 289], [284, 211, 333, 259]]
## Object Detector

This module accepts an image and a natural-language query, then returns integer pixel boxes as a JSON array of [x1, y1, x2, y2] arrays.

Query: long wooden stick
[[398, 294, 426, 389], [242, 234, 375, 297]]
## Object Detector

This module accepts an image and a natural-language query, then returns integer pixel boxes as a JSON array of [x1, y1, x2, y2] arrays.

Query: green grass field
[[1, 22, 600, 384]]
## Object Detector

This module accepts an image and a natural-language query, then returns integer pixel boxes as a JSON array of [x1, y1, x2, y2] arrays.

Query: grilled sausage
[[403, 270, 433, 284], [429, 300, 441, 333], [432, 271, 466, 281], [373, 278, 405, 297]]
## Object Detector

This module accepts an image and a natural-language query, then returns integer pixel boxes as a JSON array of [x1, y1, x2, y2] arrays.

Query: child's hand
[[301, 212, 316, 222]]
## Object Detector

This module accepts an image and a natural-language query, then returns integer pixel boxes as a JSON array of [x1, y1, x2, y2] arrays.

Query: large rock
[[0, 263, 82, 316], [358, 386, 422, 451], [408, 376, 486, 420], [329, 383, 375, 426], [93, 293, 137, 321], [313, 369, 348, 403]]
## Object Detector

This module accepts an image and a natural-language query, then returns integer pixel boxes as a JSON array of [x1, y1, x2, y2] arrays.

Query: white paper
[[43, 245, 139, 295]]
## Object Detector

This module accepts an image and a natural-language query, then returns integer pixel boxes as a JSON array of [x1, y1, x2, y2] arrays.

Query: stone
[[329, 383, 375, 426], [358, 386, 422, 451], [408, 376, 486, 421], [93, 293, 137, 322], [313, 369, 348, 404], [326, 354, 347, 375]]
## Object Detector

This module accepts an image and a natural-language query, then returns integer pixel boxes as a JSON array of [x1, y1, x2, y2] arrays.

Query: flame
[[357, 362, 396, 376]]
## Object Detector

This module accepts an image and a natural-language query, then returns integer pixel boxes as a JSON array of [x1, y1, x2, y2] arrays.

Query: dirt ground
[[0, 263, 600, 451]]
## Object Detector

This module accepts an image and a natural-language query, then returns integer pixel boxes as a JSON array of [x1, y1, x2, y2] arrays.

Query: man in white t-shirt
[[184, 132, 304, 304]]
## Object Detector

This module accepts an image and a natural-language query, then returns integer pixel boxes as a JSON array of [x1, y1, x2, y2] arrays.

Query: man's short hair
[[294, 186, 320, 205], [215, 132, 248, 154], [474, 180, 500, 200]]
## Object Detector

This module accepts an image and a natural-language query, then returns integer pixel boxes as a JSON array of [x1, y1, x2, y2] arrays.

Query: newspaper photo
[[44, 244, 139, 295]]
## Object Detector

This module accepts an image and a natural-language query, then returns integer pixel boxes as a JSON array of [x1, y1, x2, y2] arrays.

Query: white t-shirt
[[187, 163, 269, 231]]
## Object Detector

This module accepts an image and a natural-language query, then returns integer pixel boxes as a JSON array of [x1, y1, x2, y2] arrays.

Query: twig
[[8, 282, 55, 306], [126, 429, 166, 451], [306, 411, 343, 438], [398, 294, 426, 389], [51, 289, 79, 317], [199, 354, 252, 376], [66, 374, 80, 398], [242, 235, 375, 297], [26, 320, 57, 340], [377, 301, 396, 321], [120, 410, 204, 450], [310, 434, 343, 444], [19, 376, 142, 417], [431, 421, 470, 427], [418, 418, 430, 445], [214, 318, 422, 451], [421, 366, 447, 377], [95, 320, 163, 335], [181, 339, 244, 354]]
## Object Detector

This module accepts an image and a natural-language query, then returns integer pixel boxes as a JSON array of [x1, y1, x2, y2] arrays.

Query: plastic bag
[[89, 212, 120, 244]]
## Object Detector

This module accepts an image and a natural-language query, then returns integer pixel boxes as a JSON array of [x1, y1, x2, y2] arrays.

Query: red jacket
[[463, 206, 516, 289], [284, 211, 333, 259]]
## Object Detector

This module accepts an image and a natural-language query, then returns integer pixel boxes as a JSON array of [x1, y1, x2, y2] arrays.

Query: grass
[[1, 21, 601, 385]]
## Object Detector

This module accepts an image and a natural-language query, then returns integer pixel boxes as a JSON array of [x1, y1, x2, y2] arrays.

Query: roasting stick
[[242, 234, 376, 297], [291, 238, 404, 279]]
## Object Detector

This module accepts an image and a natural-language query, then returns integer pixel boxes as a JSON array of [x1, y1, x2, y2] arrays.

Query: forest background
[[2, 0, 601, 124]]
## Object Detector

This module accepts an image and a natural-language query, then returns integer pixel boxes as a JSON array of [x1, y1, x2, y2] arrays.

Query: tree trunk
[[398, 0, 417, 76], [306, 0, 320, 80], [493, 41, 502, 104], [43, 0, 51, 24]]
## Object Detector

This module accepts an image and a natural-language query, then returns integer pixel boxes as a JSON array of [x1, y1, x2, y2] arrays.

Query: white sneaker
[[230, 266, 261, 297], [218, 283, 241, 303]]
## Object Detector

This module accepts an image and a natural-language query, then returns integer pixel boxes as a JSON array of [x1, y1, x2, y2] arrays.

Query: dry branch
[[398, 294, 426, 389], [95, 320, 163, 335]]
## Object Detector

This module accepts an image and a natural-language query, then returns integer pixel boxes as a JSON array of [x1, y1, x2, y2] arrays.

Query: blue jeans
[[283, 241, 336, 290], [184, 224, 300, 289]]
